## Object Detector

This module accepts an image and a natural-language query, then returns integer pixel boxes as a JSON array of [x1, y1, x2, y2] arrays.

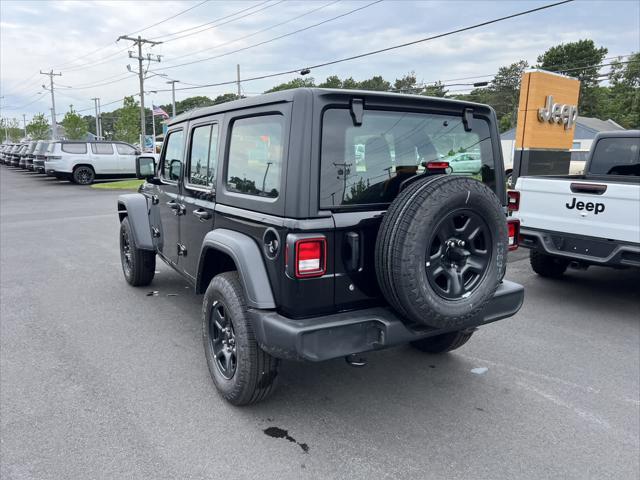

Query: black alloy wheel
[[426, 209, 491, 300], [120, 227, 133, 277], [208, 301, 237, 379], [74, 166, 94, 185]]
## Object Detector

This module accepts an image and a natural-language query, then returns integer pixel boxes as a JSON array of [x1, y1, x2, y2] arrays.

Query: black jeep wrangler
[[117, 88, 524, 405]]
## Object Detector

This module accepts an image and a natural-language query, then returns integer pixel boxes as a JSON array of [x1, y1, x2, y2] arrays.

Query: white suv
[[44, 141, 140, 185]]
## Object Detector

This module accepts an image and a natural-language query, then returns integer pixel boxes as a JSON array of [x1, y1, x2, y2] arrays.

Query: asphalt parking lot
[[1, 167, 638, 480]]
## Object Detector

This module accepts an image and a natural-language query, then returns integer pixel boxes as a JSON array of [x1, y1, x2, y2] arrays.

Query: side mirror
[[136, 156, 156, 179], [169, 159, 182, 181]]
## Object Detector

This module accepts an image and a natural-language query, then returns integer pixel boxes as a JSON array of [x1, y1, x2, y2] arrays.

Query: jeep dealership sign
[[514, 70, 581, 150], [538, 95, 578, 130]]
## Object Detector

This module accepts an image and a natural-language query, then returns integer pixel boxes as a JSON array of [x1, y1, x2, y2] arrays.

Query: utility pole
[[117, 35, 162, 149], [40, 70, 62, 140], [91, 98, 100, 140], [97, 98, 102, 140], [22, 114, 27, 137], [236, 64, 241, 99], [166, 80, 179, 117]]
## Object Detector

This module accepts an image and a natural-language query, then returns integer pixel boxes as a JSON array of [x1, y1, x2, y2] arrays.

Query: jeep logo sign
[[538, 95, 578, 130]]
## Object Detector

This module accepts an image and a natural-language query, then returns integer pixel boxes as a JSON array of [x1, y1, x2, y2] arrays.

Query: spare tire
[[375, 175, 507, 329]]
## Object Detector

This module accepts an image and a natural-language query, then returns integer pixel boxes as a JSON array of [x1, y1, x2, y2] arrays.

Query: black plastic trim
[[248, 280, 524, 361]]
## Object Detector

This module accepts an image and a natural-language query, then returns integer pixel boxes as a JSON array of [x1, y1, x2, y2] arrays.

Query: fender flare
[[117, 193, 154, 250], [198, 229, 275, 309]]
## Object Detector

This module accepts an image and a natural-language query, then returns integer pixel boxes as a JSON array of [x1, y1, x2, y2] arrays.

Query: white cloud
[[1, 0, 638, 118]]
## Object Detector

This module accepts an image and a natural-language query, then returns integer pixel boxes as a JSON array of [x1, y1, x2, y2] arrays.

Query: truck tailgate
[[514, 177, 640, 244]]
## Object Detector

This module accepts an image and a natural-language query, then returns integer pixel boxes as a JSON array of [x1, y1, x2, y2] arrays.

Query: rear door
[[115, 142, 137, 174], [156, 128, 186, 267], [90, 143, 118, 174], [179, 117, 221, 280]]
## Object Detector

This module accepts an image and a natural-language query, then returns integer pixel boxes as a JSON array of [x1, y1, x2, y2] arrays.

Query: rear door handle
[[193, 209, 212, 221], [167, 200, 179, 209]]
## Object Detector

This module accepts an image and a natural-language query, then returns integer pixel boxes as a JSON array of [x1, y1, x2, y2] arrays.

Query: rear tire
[[120, 217, 155, 286], [203, 272, 280, 406], [530, 250, 569, 278], [73, 165, 95, 185], [411, 330, 474, 353]]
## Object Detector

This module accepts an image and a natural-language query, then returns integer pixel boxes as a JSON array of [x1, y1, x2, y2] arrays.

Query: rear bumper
[[248, 280, 524, 362], [520, 227, 640, 267]]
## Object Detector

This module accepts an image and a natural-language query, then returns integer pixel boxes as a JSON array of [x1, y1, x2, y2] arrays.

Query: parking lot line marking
[[516, 380, 612, 431], [458, 353, 601, 394]]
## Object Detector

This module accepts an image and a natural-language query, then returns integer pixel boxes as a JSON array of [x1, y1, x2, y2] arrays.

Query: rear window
[[35, 142, 49, 154], [62, 143, 87, 154], [320, 109, 495, 208], [589, 137, 640, 176], [91, 143, 114, 155]]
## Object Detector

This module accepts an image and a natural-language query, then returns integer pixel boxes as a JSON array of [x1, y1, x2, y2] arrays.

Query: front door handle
[[167, 200, 185, 216], [193, 209, 212, 221]]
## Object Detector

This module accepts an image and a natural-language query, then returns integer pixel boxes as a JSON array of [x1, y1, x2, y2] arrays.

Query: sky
[[0, 0, 638, 122]]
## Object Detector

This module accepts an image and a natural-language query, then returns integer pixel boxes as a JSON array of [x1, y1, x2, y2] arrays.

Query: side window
[[161, 129, 185, 182], [188, 124, 219, 188], [62, 143, 87, 154], [116, 143, 136, 155], [226, 115, 283, 198], [91, 143, 114, 155]]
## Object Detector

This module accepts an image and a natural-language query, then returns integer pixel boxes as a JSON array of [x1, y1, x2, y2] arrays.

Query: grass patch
[[91, 179, 144, 190]]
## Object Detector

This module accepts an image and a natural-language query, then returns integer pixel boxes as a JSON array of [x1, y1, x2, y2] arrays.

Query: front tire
[[203, 272, 280, 406], [120, 217, 155, 286], [530, 250, 569, 278], [411, 330, 474, 353], [73, 165, 95, 185]]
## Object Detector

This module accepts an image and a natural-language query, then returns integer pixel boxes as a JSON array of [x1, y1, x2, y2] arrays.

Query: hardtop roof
[[167, 87, 494, 127]]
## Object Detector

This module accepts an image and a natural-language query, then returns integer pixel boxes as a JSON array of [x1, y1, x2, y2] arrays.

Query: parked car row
[[1, 140, 141, 184]]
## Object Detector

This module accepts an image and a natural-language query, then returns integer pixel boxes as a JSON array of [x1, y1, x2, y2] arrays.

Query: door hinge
[[177, 244, 187, 256], [151, 195, 159, 205], [151, 227, 160, 238]]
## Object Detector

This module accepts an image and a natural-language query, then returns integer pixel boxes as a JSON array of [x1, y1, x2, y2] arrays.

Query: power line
[[125, 0, 210, 37], [157, 0, 384, 71], [149, 0, 274, 42], [154, 0, 575, 91], [156, 0, 339, 65]]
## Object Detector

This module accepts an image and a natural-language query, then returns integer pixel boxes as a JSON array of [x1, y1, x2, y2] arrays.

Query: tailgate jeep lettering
[[566, 197, 605, 215]]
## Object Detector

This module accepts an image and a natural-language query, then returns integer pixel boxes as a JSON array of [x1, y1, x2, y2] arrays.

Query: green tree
[[487, 60, 529, 131], [358, 75, 391, 92], [318, 75, 342, 88], [604, 52, 640, 128], [264, 77, 316, 93], [61, 106, 87, 140], [114, 96, 141, 144], [212, 93, 240, 105], [1, 118, 22, 142], [341, 77, 359, 89], [422, 81, 448, 98], [537, 40, 608, 117], [174, 95, 215, 114], [393, 72, 419, 93], [26, 113, 50, 140]]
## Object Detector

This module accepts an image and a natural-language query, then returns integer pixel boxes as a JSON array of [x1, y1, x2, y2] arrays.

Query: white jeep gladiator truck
[[512, 130, 640, 277]]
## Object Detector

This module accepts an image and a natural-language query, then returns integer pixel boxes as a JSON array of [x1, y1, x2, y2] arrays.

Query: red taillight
[[426, 161, 450, 170], [507, 190, 520, 212], [507, 219, 520, 251], [295, 238, 326, 278]]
